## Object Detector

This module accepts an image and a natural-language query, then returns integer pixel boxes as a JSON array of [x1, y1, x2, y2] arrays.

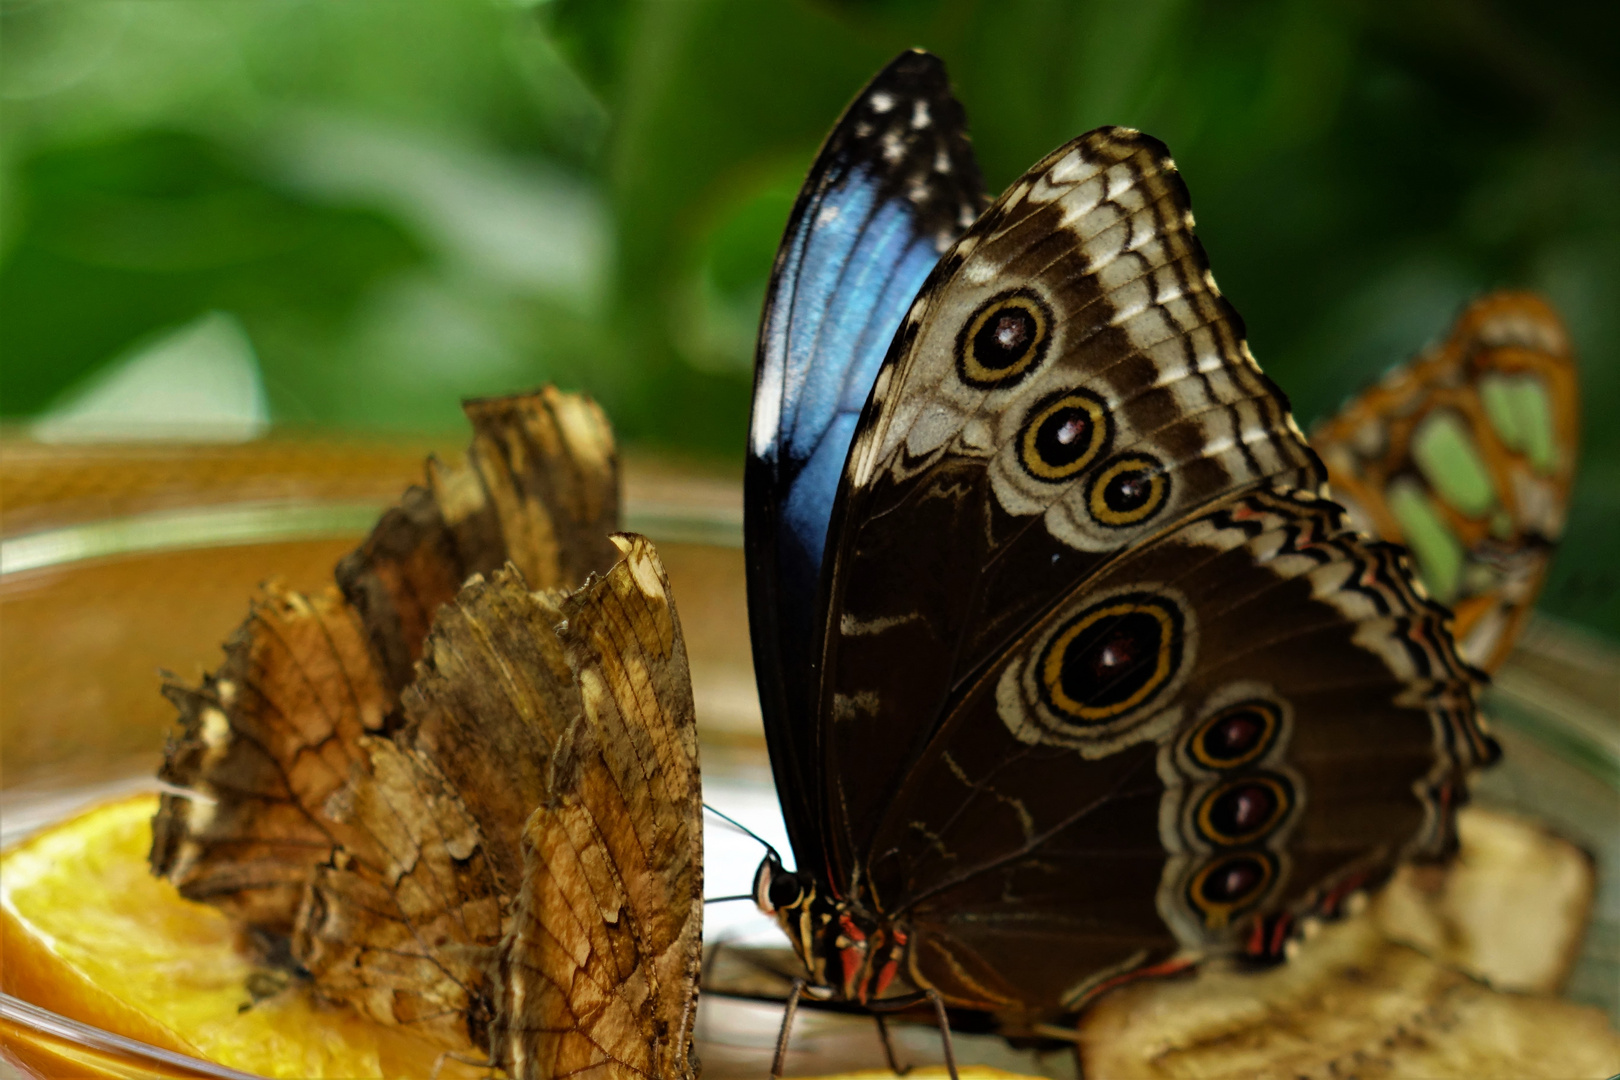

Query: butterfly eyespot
[[1188, 700, 1283, 770], [957, 290, 1052, 389], [1187, 851, 1276, 927], [1038, 593, 1184, 722], [1087, 454, 1169, 527], [1019, 389, 1112, 481], [1194, 774, 1293, 845]]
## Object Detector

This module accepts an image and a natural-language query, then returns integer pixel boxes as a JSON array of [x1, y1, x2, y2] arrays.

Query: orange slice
[[1, 795, 486, 1079]]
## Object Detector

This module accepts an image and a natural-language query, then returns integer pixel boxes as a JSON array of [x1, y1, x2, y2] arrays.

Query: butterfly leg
[[926, 990, 960, 1080], [874, 1012, 911, 1076], [770, 978, 806, 1080]]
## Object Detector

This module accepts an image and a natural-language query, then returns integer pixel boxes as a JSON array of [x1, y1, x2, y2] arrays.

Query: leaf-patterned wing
[[1311, 292, 1577, 672], [150, 584, 390, 936], [818, 128, 1322, 878], [747, 49, 985, 867], [865, 486, 1492, 1017], [153, 387, 618, 948], [492, 535, 703, 1080], [340, 387, 619, 689], [296, 736, 504, 1046], [294, 567, 579, 1048]]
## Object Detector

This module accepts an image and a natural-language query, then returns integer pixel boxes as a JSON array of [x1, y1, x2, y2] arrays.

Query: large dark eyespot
[[1188, 700, 1283, 770], [1195, 774, 1293, 845], [1039, 592, 1185, 722], [1187, 851, 1276, 927], [957, 290, 1052, 389], [1019, 389, 1111, 481], [1088, 453, 1169, 527]]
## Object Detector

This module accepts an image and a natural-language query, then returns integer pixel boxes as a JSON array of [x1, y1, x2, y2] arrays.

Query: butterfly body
[[746, 51, 1492, 1035]]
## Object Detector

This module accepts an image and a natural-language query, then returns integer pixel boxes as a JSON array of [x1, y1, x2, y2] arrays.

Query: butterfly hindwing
[[858, 485, 1489, 1014], [746, 49, 986, 869], [1312, 292, 1578, 673], [818, 128, 1324, 879]]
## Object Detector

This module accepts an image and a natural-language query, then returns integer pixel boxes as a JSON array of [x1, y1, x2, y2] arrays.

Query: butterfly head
[[752, 853, 824, 975], [753, 854, 911, 1003]]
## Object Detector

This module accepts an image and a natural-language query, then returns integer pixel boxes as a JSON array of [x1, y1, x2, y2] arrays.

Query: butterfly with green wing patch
[[1312, 292, 1578, 674]]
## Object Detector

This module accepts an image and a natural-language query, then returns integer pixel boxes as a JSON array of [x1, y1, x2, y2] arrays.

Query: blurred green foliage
[[2, 0, 1617, 637]]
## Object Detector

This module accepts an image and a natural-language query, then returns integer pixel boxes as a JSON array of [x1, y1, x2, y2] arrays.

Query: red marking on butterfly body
[[837, 913, 868, 1001]]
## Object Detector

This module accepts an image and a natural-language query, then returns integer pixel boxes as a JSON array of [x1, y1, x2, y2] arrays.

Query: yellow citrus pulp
[[0, 795, 489, 1079], [0, 795, 1035, 1080]]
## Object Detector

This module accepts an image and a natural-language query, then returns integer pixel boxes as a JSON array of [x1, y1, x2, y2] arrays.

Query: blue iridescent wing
[[745, 50, 986, 867]]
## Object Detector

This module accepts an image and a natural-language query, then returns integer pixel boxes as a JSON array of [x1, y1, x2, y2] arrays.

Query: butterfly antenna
[[703, 894, 757, 905], [702, 802, 782, 862]]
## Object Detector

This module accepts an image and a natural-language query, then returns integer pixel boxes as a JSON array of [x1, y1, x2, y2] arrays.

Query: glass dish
[[2, 435, 1616, 1079]]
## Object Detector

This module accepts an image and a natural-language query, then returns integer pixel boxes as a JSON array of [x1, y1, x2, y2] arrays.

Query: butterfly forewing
[[747, 48, 986, 874], [493, 536, 703, 1080], [295, 567, 573, 1045], [819, 128, 1324, 880], [150, 584, 388, 936], [338, 387, 619, 690], [1312, 291, 1577, 673]]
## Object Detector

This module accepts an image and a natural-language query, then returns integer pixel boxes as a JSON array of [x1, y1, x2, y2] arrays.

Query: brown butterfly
[[151, 387, 620, 938], [153, 389, 714, 1080], [296, 538, 703, 1080], [1311, 292, 1579, 674]]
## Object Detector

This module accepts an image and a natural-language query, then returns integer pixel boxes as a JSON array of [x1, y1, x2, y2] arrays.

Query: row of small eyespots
[[956, 289, 1175, 530], [1016, 386, 1172, 522], [1181, 700, 1294, 926]]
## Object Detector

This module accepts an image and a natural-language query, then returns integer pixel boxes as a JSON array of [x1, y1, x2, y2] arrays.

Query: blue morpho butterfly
[[737, 49, 1495, 1058]]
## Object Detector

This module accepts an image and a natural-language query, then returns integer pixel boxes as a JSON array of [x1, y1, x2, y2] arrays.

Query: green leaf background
[[3, 0, 1617, 639]]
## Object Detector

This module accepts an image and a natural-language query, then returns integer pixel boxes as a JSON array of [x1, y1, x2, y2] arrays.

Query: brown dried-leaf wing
[[394, 570, 579, 888], [339, 387, 619, 690], [152, 386, 617, 945], [295, 566, 581, 1047], [149, 584, 391, 936], [462, 391, 620, 594], [295, 737, 501, 1044], [492, 535, 703, 1080]]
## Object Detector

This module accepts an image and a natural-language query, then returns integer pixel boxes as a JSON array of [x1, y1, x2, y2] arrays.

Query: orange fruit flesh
[[0, 796, 1038, 1080], [0, 795, 485, 1079]]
